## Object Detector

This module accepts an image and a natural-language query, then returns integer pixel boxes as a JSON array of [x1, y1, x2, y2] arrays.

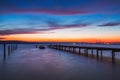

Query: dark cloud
[[0, 28, 49, 35], [98, 22, 120, 27], [0, 16, 92, 35], [0, 22, 91, 35], [0, 28, 43, 35], [0, 28, 55, 35], [0, 0, 120, 15], [46, 19, 91, 29]]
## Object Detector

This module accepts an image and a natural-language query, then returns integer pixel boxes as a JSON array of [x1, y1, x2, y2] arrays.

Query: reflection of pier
[[49, 45, 120, 64], [3, 44, 18, 60]]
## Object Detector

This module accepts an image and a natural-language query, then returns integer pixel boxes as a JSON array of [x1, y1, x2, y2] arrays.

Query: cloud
[[0, 37, 6, 39], [0, 28, 55, 35], [0, 22, 91, 35], [0, 25, 5, 27], [0, 16, 92, 35], [98, 22, 120, 27], [46, 18, 91, 28], [0, 0, 120, 15], [0, 28, 44, 35]]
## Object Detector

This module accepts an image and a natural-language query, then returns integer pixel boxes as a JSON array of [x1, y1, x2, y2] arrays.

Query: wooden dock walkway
[[48, 45, 120, 64]]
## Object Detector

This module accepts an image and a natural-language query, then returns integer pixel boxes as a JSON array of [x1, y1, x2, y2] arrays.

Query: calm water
[[0, 44, 120, 80]]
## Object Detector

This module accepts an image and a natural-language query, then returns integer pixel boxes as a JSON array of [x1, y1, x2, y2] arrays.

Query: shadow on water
[[0, 44, 120, 80]]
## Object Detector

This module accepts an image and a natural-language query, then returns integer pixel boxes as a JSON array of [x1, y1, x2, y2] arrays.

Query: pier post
[[84, 49, 87, 56], [13, 44, 15, 51], [69, 47, 71, 52], [36, 45, 38, 48], [70, 47, 72, 52], [73, 47, 75, 53], [86, 49, 88, 56], [59, 45, 61, 50], [65, 47, 67, 51], [68, 47, 70, 52], [66, 47, 68, 51], [61, 46, 63, 50], [63, 46, 64, 50], [12, 44, 14, 50], [62, 46, 63, 50], [13, 44, 15, 50], [58, 45, 60, 50], [16, 44, 17, 50], [57, 45, 60, 50], [79, 48, 81, 54], [11, 44, 12, 53], [8, 45, 10, 56], [100, 50, 103, 59], [3, 44, 6, 60], [84, 49, 86, 56], [112, 50, 115, 64], [59, 46, 61, 50], [96, 49, 99, 60], [71, 47, 73, 52], [91, 49, 93, 57], [63, 47, 65, 51]]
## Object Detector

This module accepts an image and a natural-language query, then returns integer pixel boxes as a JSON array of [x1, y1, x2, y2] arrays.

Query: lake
[[0, 44, 120, 80]]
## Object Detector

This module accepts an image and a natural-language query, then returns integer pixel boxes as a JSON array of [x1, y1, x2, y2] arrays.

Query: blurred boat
[[39, 46, 45, 49]]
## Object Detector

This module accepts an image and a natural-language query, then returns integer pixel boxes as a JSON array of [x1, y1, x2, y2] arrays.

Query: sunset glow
[[0, 0, 120, 42]]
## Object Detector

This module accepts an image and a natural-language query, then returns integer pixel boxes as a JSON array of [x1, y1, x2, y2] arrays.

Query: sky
[[0, 0, 120, 42]]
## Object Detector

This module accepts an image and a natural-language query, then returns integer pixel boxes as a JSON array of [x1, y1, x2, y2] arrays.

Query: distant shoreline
[[0, 41, 120, 45]]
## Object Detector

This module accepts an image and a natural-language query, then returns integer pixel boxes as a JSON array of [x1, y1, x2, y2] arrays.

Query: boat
[[39, 46, 45, 49]]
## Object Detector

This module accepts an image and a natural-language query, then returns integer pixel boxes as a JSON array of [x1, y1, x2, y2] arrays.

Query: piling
[[96, 49, 99, 60], [11, 44, 12, 53], [3, 44, 6, 60], [112, 50, 115, 64], [8, 45, 10, 56], [16, 44, 17, 50], [100, 50, 103, 59], [79, 48, 81, 54]]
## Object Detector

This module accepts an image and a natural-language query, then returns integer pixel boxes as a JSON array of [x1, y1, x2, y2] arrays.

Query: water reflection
[[0, 44, 120, 80]]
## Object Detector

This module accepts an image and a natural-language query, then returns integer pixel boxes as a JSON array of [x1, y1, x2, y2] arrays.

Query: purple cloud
[[46, 19, 91, 29], [98, 22, 120, 27], [0, 22, 91, 35], [0, 28, 44, 35], [0, 0, 120, 15]]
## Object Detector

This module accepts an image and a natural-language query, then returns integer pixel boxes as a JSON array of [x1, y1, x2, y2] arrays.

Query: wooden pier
[[48, 45, 120, 64], [3, 43, 18, 60]]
